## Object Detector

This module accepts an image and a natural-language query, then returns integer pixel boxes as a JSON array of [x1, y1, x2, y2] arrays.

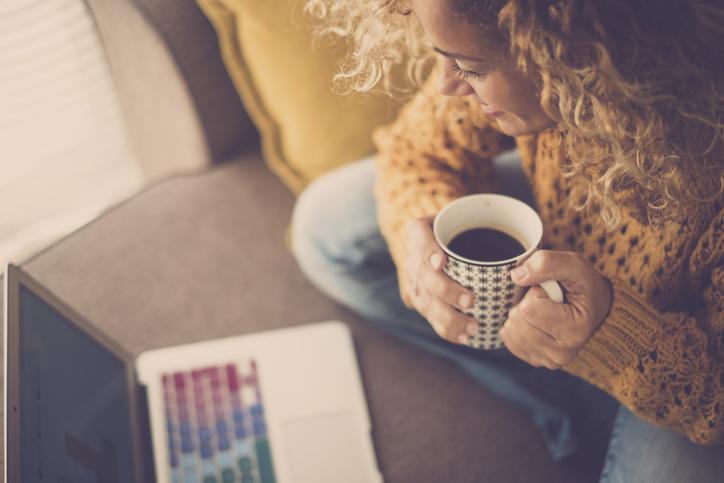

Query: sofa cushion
[[195, 0, 404, 194]]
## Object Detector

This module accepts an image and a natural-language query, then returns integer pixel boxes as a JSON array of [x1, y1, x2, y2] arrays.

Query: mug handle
[[539, 280, 564, 303]]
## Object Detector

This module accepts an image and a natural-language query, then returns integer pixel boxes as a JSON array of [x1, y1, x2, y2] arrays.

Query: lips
[[480, 104, 504, 117]]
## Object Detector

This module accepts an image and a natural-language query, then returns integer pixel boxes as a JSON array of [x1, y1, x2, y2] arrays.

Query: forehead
[[410, 0, 507, 60]]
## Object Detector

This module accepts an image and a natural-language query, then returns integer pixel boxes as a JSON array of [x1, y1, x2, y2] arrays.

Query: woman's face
[[411, 0, 556, 137]]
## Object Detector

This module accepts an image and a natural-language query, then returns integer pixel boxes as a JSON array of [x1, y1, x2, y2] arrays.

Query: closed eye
[[449, 62, 483, 81], [437, 53, 485, 81]]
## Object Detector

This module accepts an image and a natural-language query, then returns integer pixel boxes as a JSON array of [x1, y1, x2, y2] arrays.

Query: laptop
[[4, 264, 384, 483]]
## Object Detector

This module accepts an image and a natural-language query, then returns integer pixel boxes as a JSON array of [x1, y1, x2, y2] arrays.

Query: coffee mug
[[433, 194, 564, 350]]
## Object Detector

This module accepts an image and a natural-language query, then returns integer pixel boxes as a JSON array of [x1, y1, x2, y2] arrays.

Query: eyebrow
[[433, 46, 485, 63]]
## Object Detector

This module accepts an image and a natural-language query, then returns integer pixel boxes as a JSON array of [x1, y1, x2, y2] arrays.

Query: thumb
[[511, 250, 572, 287]]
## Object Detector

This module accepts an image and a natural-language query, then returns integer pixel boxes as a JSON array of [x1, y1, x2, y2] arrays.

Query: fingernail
[[466, 323, 478, 336], [430, 253, 442, 269], [511, 265, 527, 280], [457, 333, 469, 344], [458, 293, 472, 310]]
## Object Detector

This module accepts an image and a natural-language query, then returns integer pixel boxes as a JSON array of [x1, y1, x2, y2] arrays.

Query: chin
[[496, 116, 557, 137]]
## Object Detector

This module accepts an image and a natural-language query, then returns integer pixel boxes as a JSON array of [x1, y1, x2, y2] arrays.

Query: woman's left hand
[[500, 250, 612, 369]]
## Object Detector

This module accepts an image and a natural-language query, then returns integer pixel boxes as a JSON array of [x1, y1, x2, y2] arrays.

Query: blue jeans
[[291, 155, 724, 482]]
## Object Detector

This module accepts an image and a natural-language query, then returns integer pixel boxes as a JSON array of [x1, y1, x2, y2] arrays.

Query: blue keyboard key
[[180, 422, 192, 436], [233, 410, 244, 422], [170, 452, 179, 468], [218, 436, 231, 451], [198, 427, 211, 441], [235, 426, 247, 440], [200, 443, 213, 459], [168, 435, 176, 450], [182, 438, 194, 453], [250, 404, 263, 417], [252, 420, 267, 436], [167, 421, 175, 432], [216, 420, 228, 433]]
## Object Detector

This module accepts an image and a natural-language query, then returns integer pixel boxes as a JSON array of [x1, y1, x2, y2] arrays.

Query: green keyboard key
[[238, 456, 252, 472], [254, 437, 276, 483], [221, 468, 235, 483]]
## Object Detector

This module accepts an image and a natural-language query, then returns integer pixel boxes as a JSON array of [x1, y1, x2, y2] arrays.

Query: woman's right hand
[[405, 216, 480, 344]]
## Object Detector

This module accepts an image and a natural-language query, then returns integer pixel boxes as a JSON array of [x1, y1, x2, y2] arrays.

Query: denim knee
[[292, 158, 394, 306]]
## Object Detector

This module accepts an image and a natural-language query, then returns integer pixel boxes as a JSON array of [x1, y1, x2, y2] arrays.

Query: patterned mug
[[433, 194, 563, 350]]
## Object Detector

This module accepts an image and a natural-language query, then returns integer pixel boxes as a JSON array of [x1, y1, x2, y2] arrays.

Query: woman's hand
[[500, 250, 612, 369], [404, 216, 480, 344]]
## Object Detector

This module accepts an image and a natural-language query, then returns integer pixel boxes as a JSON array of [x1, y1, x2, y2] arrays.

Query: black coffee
[[448, 227, 526, 262]]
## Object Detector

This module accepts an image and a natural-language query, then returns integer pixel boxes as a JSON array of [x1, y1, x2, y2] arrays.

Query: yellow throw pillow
[[196, 0, 404, 194]]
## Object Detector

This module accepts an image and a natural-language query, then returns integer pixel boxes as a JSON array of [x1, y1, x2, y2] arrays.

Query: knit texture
[[373, 75, 724, 445]]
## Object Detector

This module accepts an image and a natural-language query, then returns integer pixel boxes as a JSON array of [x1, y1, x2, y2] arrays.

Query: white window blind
[[0, 0, 143, 266]]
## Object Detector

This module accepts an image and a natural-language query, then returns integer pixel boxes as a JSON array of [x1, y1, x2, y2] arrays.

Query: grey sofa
[[1, 1, 600, 481]]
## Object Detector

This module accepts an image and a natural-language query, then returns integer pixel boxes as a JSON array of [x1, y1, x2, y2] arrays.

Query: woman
[[292, 1, 724, 481]]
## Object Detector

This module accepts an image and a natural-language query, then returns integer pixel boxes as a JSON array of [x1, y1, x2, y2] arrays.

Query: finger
[[504, 312, 578, 369], [503, 304, 558, 366], [405, 273, 478, 344], [405, 254, 473, 312], [499, 326, 536, 365], [419, 265, 474, 311], [511, 250, 586, 289], [514, 286, 575, 340], [501, 324, 554, 368], [406, 217, 446, 270], [425, 299, 480, 344]]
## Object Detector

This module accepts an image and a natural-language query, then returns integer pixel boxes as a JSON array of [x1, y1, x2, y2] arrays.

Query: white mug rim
[[433, 194, 543, 267]]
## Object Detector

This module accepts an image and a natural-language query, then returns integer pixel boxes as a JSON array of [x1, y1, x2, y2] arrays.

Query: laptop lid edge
[[5, 264, 21, 483], [4, 264, 148, 483]]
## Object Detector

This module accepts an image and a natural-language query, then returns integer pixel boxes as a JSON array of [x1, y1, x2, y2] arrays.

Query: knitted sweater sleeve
[[565, 232, 724, 445], [372, 74, 515, 306]]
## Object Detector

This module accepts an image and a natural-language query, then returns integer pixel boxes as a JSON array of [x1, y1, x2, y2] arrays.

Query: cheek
[[473, 72, 540, 111]]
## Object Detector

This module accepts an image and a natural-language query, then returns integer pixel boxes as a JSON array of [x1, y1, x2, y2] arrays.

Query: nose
[[437, 59, 475, 97]]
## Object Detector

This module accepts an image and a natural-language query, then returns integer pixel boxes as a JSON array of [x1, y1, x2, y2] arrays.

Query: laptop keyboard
[[162, 361, 276, 483]]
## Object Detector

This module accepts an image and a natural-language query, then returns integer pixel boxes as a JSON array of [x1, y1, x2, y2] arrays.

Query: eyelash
[[449, 61, 483, 81]]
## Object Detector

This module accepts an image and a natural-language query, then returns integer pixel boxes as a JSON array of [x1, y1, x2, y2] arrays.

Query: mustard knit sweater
[[372, 76, 724, 445]]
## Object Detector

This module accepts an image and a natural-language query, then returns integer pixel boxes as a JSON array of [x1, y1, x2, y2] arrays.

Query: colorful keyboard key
[[238, 457, 252, 473], [161, 361, 276, 483], [221, 468, 235, 483]]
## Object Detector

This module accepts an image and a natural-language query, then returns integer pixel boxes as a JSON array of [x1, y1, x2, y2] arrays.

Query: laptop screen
[[18, 283, 136, 483]]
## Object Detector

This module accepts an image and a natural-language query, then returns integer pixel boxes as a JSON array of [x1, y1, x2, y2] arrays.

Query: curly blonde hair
[[305, 0, 724, 229]]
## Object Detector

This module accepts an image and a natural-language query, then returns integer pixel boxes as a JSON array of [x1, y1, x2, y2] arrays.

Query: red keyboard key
[[226, 364, 239, 391]]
